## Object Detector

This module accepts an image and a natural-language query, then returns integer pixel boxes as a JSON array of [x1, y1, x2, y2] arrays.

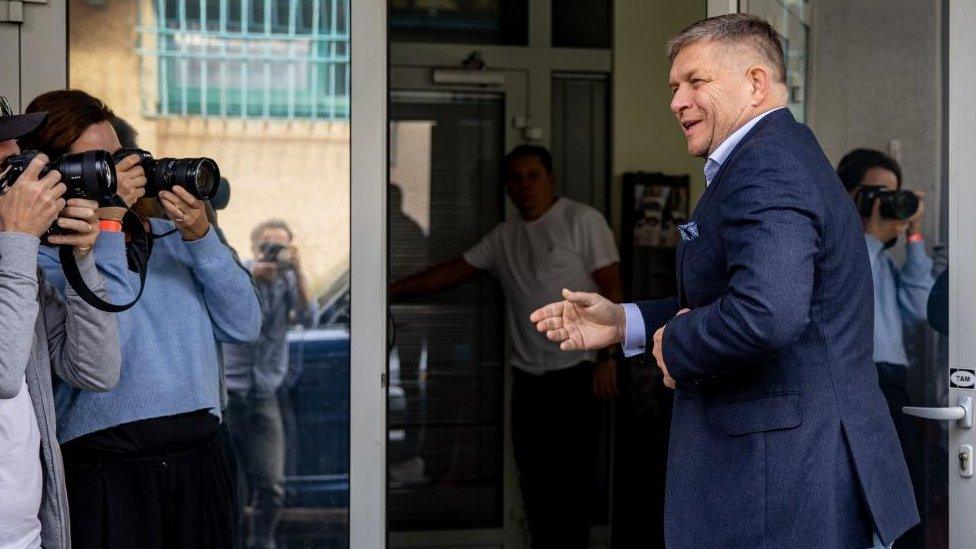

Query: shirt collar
[[704, 107, 786, 186]]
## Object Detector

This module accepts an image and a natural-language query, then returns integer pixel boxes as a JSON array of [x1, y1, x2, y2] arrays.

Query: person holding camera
[[0, 98, 121, 548], [23, 90, 261, 549], [838, 148, 934, 547], [223, 219, 313, 549]]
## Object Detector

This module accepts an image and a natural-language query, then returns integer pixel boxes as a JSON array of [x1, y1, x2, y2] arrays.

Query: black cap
[[0, 96, 47, 142]]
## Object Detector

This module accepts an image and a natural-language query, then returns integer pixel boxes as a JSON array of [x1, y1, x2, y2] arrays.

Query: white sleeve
[[579, 210, 620, 273], [462, 224, 502, 272]]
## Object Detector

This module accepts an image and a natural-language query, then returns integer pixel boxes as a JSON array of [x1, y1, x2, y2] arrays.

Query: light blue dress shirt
[[622, 108, 785, 356], [865, 235, 934, 366]]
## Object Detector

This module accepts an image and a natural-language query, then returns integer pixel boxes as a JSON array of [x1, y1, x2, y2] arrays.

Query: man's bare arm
[[390, 257, 480, 299]]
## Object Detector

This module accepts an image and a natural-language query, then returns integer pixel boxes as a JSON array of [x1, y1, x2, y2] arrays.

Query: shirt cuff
[[71, 251, 104, 291], [0, 232, 40, 280], [903, 240, 934, 278], [621, 302, 647, 357]]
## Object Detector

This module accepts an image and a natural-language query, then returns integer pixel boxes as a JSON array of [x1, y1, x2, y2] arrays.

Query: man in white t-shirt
[[391, 145, 622, 549]]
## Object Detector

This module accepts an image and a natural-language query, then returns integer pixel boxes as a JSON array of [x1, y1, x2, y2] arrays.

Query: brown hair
[[20, 89, 115, 159], [666, 14, 787, 83]]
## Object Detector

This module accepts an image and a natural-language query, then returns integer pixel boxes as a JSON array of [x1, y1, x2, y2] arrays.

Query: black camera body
[[258, 242, 293, 270], [113, 148, 220, 201], [0, 150, 118, 239], [855, 185, 919, 220], [0, 149, 117, 201]]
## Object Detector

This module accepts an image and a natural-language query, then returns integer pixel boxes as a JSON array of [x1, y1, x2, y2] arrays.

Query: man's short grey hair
[[666, 14, 787, 83]]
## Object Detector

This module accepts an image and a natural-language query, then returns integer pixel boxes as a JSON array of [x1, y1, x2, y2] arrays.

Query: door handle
[[904, 395, 973, 428]]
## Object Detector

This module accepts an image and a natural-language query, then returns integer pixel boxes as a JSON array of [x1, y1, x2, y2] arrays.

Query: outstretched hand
[[529, 289, 625, 351]]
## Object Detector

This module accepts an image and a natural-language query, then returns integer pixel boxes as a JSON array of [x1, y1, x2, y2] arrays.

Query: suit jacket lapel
[[675, 108, 795, 307]]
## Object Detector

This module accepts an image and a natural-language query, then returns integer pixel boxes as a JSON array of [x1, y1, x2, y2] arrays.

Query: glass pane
[[551, 0, 611, 49], [67, 0, 351, 546], [551, 73, 610, 214], [388, 91, 506, 530], [742, 0, 808, 121], [793, 1, 945, 547], [390, 0, 527, 45]]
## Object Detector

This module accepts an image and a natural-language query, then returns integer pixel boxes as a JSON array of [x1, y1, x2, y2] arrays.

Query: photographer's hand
[[159, 186, 210, 241], [0, 154, 67, 237], [46, 198, 100, 259], [864, 197, 908, 244], [252, 261, 278, 282], [907, 190, 925, 236], [115, 154, 147, 207]]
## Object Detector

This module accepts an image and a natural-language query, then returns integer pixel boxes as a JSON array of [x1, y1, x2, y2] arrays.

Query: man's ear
[[747, 65, 771, 106]]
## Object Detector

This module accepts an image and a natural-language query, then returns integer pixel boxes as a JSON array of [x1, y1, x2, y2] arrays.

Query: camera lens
[[156, 157, 220, 200], [887, 190, 919, 220], [52, 150, 118, 200]]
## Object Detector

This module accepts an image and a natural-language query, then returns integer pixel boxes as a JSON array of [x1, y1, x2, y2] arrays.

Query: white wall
[[807, 0, 943, 238]]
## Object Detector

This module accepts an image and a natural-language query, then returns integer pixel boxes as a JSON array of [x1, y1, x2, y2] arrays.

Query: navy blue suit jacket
[[637, 109, 919, 547]]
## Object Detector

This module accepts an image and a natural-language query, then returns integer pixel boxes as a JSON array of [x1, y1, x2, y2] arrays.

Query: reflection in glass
[[388, 91, 506, 530], [69, 0, 352, 546], [390, 0, 527, 45]]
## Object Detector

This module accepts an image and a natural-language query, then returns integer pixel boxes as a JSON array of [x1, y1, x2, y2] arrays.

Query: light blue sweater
[[864, 235, 935, 366], [38, 218, 261, 442]]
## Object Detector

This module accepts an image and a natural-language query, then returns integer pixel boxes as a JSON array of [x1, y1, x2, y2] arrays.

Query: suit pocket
[[707, 392, 802, 436]]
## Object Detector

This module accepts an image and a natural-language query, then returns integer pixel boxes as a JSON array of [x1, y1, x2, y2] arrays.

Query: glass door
[[724, 1, 975, 548], [12, 0, 387, 546]]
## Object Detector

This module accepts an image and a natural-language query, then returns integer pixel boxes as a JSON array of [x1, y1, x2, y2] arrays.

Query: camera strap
[[59, 209, 152, 313]]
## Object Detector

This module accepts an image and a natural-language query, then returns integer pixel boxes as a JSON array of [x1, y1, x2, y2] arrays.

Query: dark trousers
[[876, 362, 924, 549], [62, 424, 235, 549], [512, 363, 599, 549], [226, 392, 286, 549]]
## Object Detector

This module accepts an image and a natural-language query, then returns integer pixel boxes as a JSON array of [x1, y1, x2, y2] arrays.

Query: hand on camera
[[115, 154, 147, 207], [907, 190, 925, 236], [279, 245, 301, 270], [159, 186, 209, 241], [252, 261, 278, 282], [0, 154, 67, 238], [864, 197, 909, 244], [47, 198, 100, 259]]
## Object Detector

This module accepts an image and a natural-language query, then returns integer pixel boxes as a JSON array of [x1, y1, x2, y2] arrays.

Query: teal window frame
[[138, 0, 350, 121]]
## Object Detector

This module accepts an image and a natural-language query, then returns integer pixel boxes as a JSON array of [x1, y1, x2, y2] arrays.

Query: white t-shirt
[[0, 377, 43, 549], [463, 198, 619, 375]]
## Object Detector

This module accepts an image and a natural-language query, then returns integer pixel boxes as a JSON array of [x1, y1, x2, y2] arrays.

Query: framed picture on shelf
[[626, 173, 689, 248], [621, 172, 690, 301]]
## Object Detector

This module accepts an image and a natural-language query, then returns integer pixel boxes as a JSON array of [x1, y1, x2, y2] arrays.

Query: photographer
[[23, 90, 261, 549], [224, 219, 314, 549], [0, 99, 120, 548], [838, 148, 934, 547]]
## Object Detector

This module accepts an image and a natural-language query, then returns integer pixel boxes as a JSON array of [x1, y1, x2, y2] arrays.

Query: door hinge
[[0, 1, 24, 23], [1, 0, 46, 24], [381, 372, 387, 389]]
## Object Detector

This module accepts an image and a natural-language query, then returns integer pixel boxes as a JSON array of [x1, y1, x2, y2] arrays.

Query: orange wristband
[[907, 232, 924, 243], [99, 219, 123, 233]]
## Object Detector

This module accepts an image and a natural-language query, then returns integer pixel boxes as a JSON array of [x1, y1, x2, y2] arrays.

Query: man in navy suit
[[530, 14, 919, 548]]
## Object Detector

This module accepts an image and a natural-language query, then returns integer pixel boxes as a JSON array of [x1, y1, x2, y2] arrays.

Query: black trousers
[[61, 412, 235, 549], [876, 362, 924, 549], [512, 363, 599, 549]]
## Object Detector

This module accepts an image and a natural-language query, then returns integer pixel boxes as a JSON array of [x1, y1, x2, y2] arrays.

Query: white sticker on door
[[950, 369, 976, 389]]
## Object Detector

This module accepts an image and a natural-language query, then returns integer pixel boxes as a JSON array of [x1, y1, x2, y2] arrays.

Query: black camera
[[0, 149, 118, 201], [0, 150, 118, 239], [113, 148, 220, 201], [855, 185, 919, 220], [258, 242, 293, 271]]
